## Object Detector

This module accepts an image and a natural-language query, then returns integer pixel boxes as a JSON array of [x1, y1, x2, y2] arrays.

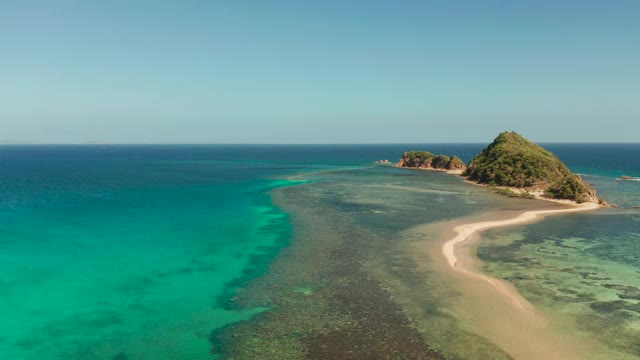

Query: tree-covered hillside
[[465, 132, 597, 203]]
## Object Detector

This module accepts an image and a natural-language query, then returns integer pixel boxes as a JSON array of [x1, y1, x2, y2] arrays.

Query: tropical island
[[395, 152, 467, 172], [396, 133, 605, 358], [395, 131, 601, 204]]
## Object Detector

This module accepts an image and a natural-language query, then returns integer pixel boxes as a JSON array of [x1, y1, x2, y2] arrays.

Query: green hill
[[465, 132, 598, 203]]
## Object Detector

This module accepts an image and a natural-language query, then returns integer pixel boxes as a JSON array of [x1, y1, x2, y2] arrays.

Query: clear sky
[[1, 1, 639, 143]]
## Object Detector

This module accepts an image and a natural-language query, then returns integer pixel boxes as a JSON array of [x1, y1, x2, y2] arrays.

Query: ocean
[[0, 144, 638, 359]]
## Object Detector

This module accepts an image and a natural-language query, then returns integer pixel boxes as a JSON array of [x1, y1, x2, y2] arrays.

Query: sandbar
[[443, 201, 600, 310], [428, 201, 601, 359]]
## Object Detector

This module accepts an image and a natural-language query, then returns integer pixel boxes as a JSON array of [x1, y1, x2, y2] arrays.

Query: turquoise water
[[1, 144, 638, 359], [477, 144, 640, 359], [0, 146, 309, 359]]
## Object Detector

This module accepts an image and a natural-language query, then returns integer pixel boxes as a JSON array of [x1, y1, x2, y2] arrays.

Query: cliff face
[[395, 152, 468, 172], [465, 132, 599, 203]]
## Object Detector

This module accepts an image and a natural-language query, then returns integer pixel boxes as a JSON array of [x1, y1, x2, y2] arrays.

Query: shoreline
[[442, 201, 601, 312], [394, 163, 604, 311], [393, 163, 604, 207], [397, 161, 605, 358], [393, 163, 607, 358], [409, 202, 603, 360], [443, 201, 601, 270], [423, 201, 602, 359], [392, 165, 464, 175]]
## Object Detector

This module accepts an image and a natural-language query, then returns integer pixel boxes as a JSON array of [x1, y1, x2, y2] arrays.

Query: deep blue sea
[[0, 144, 638, 359]]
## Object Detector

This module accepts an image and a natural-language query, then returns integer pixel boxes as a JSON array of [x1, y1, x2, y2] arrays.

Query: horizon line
[[1, 142, 639, 146]]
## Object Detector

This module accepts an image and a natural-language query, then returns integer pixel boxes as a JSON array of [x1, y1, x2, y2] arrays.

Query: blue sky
[[1, 1, 639, 143]]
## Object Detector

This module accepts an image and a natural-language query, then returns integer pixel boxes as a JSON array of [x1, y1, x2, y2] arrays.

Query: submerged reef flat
[[424, 206, 603, 360], [211, 162, 637, 359], [212, 173, 443, 359], [3, 145, 638, 360], [211, 167, 520, 359], [478, 212, 640, 359]]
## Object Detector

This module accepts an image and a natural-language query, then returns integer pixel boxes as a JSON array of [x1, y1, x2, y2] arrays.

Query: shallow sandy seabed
[[410, 202, 618, 360]]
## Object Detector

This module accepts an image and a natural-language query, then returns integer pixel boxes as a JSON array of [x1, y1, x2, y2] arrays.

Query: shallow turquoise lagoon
[[0, 144, 638, 359]]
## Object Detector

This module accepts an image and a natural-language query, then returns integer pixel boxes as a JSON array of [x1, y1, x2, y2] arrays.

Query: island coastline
[[391, 136, 606, 358], [442, 201, 601, 310], [409, 201, 602, 360]]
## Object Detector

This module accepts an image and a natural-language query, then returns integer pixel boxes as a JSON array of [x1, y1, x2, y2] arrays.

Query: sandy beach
[[442, 201, 601, 310], [411, 201, 602, 360]]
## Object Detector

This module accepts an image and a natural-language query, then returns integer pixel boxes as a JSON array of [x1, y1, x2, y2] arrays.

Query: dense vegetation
[[494, 187, 536, 199], [465, 132, 596, 203], [396, 152, 467, 171], [448, 155, 466, 170], [545, 175, 595, 203]]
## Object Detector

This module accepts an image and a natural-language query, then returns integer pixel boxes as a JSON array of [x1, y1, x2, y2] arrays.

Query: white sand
[[442, 201, 601, 311]]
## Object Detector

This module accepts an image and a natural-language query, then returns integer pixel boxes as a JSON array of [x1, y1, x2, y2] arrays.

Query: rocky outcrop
[[374, 159, 392, 165], [448, 156, 466, 171], [395, 151, 467, 172]]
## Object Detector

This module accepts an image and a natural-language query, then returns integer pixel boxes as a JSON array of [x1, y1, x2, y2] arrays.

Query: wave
[[616, 176, 640, 181]]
